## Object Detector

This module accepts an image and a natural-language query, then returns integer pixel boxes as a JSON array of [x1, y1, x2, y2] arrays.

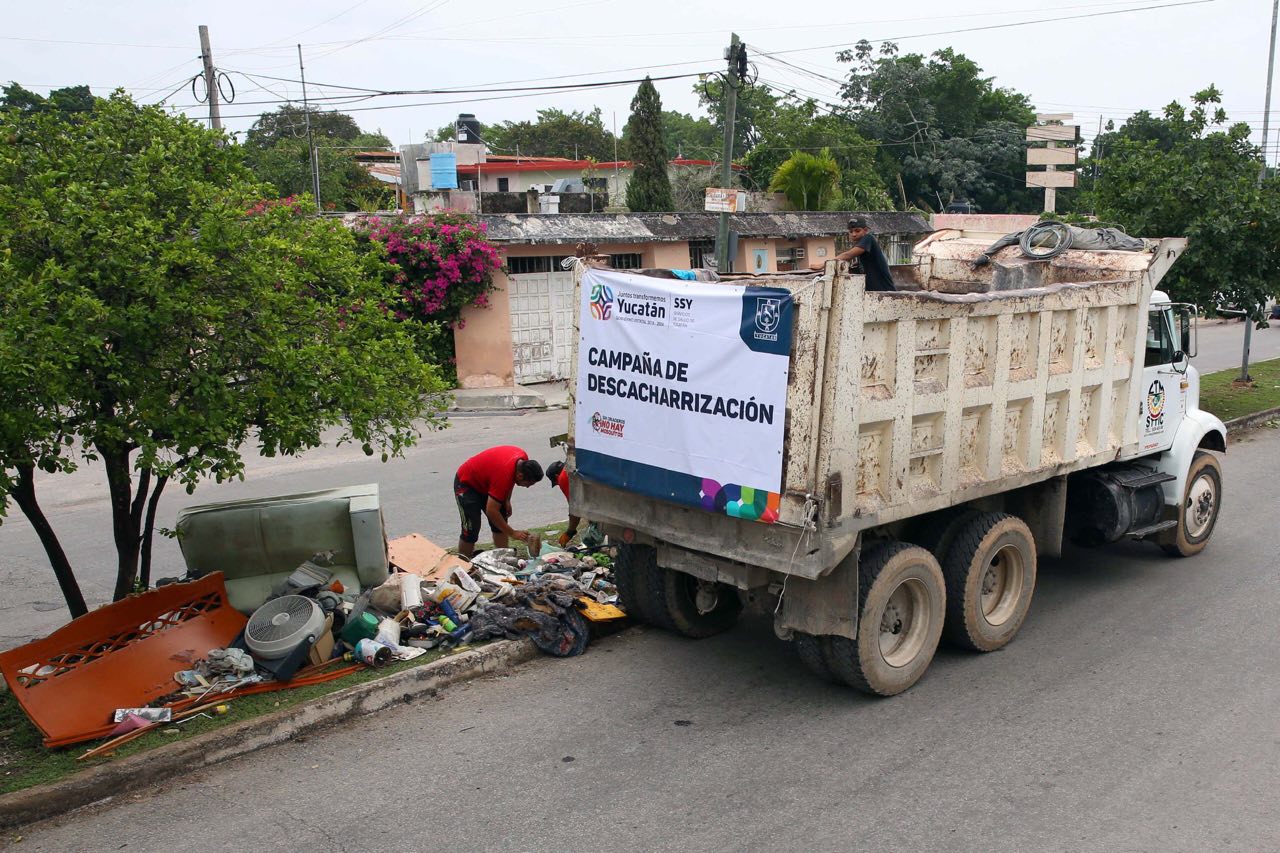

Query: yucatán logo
[[1145, 379, 1166, 432], [590, 411, 625, 438], [590, 283, 614, 320], [753, 296, 781, 342]]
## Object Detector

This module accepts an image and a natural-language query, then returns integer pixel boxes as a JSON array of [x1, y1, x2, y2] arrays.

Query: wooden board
[[1027, 147, 1078, 166], [1026, 171, 1077, 188], [1026, 125, 1078, 141]]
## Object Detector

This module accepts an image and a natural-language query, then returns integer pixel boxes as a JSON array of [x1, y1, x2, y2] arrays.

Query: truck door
[[1138, 306, 1185, 453]]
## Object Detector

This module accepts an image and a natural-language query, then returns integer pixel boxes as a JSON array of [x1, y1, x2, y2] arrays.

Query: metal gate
[[507, 270, 576, 384]]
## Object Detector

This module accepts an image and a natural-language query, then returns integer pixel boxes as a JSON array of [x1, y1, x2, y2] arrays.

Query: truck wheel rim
[[879, 578, 930, 668], [981, 544, 1024, 627], [1186, 474, 1216, 539]]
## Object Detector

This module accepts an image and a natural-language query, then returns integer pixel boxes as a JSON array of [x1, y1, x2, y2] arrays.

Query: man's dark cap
[[546, 460, 565, 485], [847, 217, 869, 230]]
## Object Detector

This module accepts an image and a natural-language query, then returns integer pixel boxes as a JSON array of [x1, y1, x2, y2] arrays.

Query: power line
[[196, 70, 712, 121], [750, 0, 1216, 59]]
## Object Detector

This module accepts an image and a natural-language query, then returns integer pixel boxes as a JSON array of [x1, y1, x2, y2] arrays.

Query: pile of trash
[[0, 538, 623, 752], [354, 544, 621, 662]]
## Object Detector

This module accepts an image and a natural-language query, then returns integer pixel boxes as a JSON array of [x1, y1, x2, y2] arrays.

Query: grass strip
[[1198, 358, 1280, 423]]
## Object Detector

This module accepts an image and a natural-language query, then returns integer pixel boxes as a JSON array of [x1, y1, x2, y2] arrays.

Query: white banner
[[574, 268, 793, 524]]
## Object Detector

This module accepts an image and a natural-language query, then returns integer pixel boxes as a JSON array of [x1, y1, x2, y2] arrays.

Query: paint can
[[352, 638, 391, 668]]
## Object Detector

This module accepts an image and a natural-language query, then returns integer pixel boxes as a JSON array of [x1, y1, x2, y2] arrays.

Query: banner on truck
[[574, 268, 793, 524]]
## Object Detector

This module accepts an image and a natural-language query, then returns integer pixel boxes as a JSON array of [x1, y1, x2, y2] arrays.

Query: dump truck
[[566, 228, 1226, 695]]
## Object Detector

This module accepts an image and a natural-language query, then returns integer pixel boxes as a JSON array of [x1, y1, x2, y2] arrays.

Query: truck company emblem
[[1147, 380, 1165, 419]]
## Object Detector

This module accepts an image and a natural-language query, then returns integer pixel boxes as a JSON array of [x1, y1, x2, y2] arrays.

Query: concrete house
[[455, 210, 931, 389]]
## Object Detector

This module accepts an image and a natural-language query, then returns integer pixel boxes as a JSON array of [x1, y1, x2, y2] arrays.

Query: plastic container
[[399, 573, 424, 609]]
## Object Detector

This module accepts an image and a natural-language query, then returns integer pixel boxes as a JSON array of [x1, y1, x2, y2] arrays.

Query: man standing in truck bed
[[810, 217, 896, 291], [454, 446, 543, 557]]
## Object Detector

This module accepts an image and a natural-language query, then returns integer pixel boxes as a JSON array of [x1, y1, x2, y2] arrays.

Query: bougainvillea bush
[[356, 212, 502, 378]]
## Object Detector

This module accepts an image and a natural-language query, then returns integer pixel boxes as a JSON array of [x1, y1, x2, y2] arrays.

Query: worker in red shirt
[[545, 460, 581, 547], [454, 446, 543, 556]]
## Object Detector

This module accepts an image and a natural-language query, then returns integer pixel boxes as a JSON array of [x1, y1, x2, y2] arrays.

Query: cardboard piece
[[388, 533, 470, 581], [307, 613, 336, 667]]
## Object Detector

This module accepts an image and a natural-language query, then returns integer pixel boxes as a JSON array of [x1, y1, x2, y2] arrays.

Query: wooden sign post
[[1026, 113, 1079, 213]]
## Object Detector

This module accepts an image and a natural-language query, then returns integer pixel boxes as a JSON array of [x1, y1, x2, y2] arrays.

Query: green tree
[[661, 110, 720, 160], [1081, 87, 1280, 319], [769, 148, 842, 210], [697, 79, 779, 160], [0, 93, 441, 617], [242, 105, 392, 211], [1, 82, 95, 114], [743, 94, 891, 207], [478, 108, 616, 160], [837, 41, 1037, 212], [623, 78, 674, 212]]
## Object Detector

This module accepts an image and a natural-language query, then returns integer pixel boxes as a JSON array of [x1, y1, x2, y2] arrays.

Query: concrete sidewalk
[[449, 381, 570, 413]]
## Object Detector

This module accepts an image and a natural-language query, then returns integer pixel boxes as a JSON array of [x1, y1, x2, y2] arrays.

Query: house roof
[[428, 157, 738, 175], [474, 211, 931, 245]]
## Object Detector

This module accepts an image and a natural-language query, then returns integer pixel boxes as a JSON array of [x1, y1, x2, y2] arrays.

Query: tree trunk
[[10, 464, 88, 619], [139, 474, 169, 590], [100, 444, 142, 601]]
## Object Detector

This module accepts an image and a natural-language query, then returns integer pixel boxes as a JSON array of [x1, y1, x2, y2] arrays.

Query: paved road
[[1192, 319, 1280, 374], [16, 427, 1280, 852], [0, 409, 574, 647]]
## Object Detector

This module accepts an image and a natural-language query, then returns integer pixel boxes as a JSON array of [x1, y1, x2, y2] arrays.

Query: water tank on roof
[[456, 114, 482, 144]]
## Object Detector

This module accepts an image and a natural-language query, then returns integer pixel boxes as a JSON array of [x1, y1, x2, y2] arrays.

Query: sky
[[3, 0, 1278, 164]]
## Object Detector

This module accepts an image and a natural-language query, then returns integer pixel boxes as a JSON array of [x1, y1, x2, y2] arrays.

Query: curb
[[1224, 406, 1280, 435], [0, 638, 538, 832]]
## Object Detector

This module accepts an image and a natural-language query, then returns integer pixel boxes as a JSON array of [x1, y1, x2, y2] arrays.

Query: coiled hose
[[1018, 220, 1073, 260]]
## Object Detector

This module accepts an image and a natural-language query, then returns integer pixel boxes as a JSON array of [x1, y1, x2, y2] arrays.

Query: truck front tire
[[1158, 450, 1223, 557], [940, 513, 1037, 652], [822, 542, 945, 697]]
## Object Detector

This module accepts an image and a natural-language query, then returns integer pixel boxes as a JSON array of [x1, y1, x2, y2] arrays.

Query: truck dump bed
[[568, 231, 1185, 581]]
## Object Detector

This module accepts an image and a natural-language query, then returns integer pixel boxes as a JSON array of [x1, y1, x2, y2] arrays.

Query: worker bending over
[[453, 446, 543, 557], [545, 460, 582, 548]]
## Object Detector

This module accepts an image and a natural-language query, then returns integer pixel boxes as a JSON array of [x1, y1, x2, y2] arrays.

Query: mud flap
[[775, 541, 860, 641]]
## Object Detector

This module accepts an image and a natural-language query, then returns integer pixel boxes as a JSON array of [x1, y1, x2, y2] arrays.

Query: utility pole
[[1241, 0, 1278, 383], [298, 44, 322, 213], [714, 33, 743, 273], [198, 25, 222, 131]]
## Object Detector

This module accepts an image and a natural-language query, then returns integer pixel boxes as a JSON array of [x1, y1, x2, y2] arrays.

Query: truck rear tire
[[656, 569, 743, 638], [1158, 450, 1223, 557], [821, 542, 945, 697], [614, 543, 673, 629], [940, 512, 1037, 652]]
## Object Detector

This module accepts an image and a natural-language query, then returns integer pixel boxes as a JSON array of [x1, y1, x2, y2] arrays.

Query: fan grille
[[245, 596, 323, 658]]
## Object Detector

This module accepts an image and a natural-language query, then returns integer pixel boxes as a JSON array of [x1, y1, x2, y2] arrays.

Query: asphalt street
[[1191, 319, 1280, 374], [0, 409, 575, 647], [13, 425, 1280, 852]]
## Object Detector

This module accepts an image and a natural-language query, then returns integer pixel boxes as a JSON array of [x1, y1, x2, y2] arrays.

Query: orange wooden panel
[[0, 574, 246, 747]]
